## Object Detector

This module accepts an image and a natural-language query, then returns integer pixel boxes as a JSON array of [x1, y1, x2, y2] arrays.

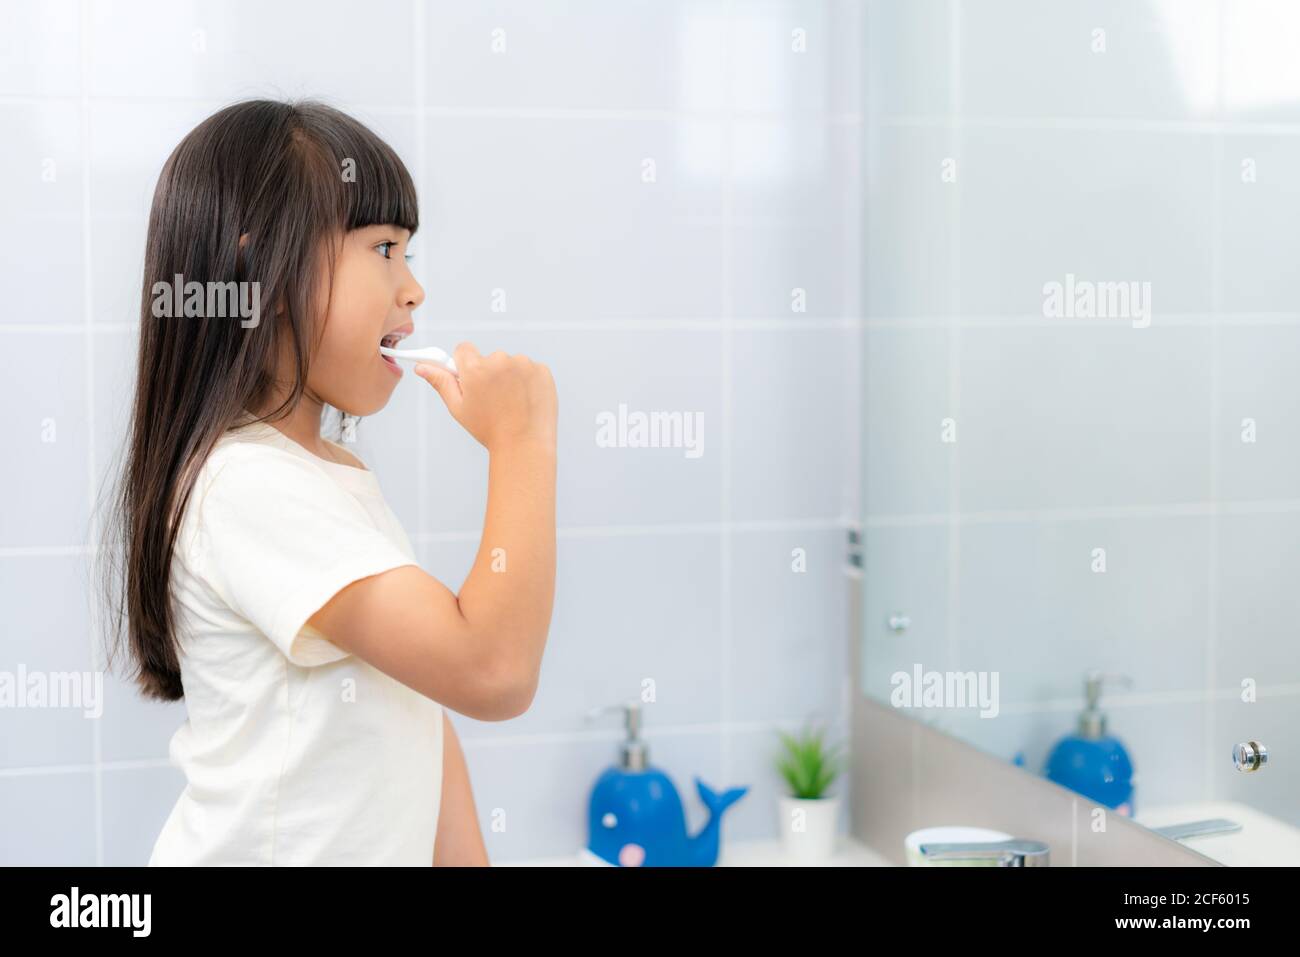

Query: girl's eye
[[376, 239, 414, 262]]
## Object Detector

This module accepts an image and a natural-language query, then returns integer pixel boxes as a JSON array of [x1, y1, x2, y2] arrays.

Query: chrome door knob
[[1232, 740, 1268, 772]]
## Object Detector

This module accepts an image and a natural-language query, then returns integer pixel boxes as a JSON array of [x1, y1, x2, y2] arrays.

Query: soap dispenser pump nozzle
[[586, 701, 649, 771], [1079, 671, 1132, 739]]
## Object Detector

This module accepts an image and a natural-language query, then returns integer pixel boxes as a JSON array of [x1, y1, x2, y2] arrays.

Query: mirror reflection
[[860, 0, 1300, 867]]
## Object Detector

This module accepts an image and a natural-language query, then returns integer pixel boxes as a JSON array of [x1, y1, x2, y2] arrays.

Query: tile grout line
[[10, 684, 1298, 780], [0, 717, 825, 776], [0, 545, 97, 558], [840, 0, 866, 794], [17, 313, 1300, 336], [0, 759, 175, 778], [910, 720, 919, 829], [857, 0, 877, 711], [1071, 796, 1078, 866], [876, 114, 1300, 135], [414, 0, 430, 544], [14, 497, 1300, 558], [21, 87, 1300, 136], [946, 0, 963, 675], [862, 498, 1300, 526], [1205, 0, 1226, 805], [854, 0, 875, 836], [6, 318, 859, 333], [719, 0, 734, 788], [78, 0, 105, 869], [1, 518, 848, 559], [0, 92, 862, 124]]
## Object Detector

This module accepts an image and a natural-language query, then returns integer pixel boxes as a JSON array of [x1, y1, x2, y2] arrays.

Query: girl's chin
[[339, 389, 394, 419], [323, 361, 400, 418]]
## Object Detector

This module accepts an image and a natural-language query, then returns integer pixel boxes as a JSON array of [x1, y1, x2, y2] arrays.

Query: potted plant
[[775, 722, 845, 862]]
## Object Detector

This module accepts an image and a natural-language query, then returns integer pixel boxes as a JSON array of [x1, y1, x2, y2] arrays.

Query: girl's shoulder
[[185, 427, 349, 530], [217, 417, 373, 473], [178, 428, 372, 566], [199, 425, 315, 484]]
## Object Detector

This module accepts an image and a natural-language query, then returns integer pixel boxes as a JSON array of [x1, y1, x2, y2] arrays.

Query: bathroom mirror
[[859, 0, 1300, 866]]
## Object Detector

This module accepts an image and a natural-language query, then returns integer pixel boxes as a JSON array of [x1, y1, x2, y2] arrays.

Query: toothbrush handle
[[381, 347, 459, 375], [407, 348, 457, 374]]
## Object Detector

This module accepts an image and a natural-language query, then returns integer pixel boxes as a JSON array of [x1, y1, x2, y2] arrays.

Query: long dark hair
[[100, 99, 419, 701]]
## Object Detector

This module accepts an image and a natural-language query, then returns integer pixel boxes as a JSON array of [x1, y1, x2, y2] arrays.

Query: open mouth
[[379, 329, 408, 372]]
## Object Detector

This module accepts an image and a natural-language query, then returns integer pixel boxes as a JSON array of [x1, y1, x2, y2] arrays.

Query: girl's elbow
[[498, 654, 540, 718], [468, 648, 538, 721], [502, 672, 539, 720]]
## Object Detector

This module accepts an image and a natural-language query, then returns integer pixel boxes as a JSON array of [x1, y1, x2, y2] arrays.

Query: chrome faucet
[[1152, 818, 1242, 842], [918, 838, 1050, 866]]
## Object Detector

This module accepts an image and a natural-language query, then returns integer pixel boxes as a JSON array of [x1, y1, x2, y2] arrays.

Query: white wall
[[861, 0, 1300, 825], [0, 1, 863, 864]]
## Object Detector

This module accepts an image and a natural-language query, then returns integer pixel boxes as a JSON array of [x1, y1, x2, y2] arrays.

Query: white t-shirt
[[148, 416, 444, 866]]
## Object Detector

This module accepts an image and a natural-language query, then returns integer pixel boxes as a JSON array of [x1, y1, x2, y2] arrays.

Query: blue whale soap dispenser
[[585, 701, 748, 867], [1045, 672, 1136, 816]]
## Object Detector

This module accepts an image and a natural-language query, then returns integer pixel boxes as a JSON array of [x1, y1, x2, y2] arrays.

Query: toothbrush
[[379, 344, 458, 376]]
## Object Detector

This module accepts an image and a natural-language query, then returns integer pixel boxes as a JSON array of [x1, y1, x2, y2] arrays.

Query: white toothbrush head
[[378, 344, 458, 375]]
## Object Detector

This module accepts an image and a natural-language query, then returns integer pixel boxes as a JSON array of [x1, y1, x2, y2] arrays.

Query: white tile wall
[[0, 0, 861, 864], [860, 0, 1300, 829], [0, 100, 84, 328]]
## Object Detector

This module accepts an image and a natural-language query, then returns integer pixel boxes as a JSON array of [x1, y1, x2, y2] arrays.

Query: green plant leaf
[[773, 721, 845, 799]]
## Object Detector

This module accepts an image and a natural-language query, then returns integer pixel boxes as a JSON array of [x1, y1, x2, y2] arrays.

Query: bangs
[[293, 101, 420, 236], [339, 133, 419, 235]]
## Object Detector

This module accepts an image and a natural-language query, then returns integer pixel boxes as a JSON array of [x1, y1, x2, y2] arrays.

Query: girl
[[102, 100, 558, 866]]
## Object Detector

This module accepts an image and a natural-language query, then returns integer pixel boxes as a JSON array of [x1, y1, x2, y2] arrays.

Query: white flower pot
[[778, 795, 841, 862]]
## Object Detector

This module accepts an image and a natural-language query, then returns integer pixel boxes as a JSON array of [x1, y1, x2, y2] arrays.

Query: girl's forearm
[[456, 436, 557, 691]]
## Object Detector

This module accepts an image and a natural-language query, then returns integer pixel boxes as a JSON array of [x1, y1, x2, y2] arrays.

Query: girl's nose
[[402, 277, 425, 309]]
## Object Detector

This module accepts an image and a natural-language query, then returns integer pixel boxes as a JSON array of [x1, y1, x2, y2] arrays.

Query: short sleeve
[[185, 444, 418, 666]]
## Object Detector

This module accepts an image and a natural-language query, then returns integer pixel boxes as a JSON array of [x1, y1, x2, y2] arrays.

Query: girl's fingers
[[415, 362, 463, 413]]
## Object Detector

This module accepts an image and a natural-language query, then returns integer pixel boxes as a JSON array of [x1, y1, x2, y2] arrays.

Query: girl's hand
[[415, 342, 556, 451]]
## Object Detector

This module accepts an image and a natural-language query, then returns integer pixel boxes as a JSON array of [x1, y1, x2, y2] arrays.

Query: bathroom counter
[[496, 836, 892, 867], [1136, 800, 1300, 867]]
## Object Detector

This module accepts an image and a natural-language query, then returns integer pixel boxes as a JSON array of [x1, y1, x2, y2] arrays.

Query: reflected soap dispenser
[[1045, 672, 1136, 816], [585, 701, 748, 867]]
